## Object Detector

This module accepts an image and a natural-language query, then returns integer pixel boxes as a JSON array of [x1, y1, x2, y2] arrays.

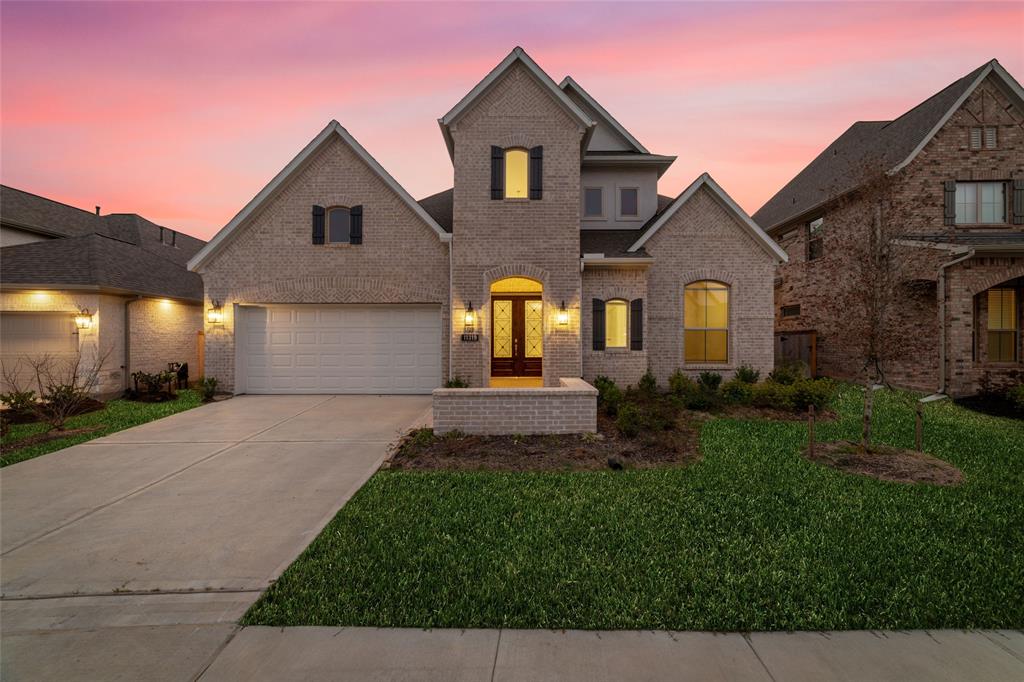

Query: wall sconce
[[207, 300, 224, 325], [557, 300, 569, 326], [74, 308, 93, 330], [463, 301, 476, 332]]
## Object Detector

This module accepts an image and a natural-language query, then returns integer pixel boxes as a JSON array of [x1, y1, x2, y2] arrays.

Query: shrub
[[593, 376, 624, 416], [637, 369, 658, 395], [790, 378, 835, 411], [0, 389, 36, 412], [752, 381, 794, 410], [444, 376, 469, 388], [734, 364, 760, 384], [198, 376, 219, 402], [1008, 383, 1024, 413], [668, 370, 696, 397], [721, 379, 753, 405], [697, 371, 722, 392], [615, 402, 642, 438], [768, 361, 804, 386]]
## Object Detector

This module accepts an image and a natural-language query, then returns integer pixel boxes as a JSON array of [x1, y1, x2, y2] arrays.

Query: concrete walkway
[[0, 394, 432, 681]]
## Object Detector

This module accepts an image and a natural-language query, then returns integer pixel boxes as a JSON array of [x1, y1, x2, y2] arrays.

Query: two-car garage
[[236, 304, 442, 394]]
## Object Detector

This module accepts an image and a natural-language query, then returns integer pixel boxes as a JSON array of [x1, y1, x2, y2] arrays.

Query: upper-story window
[[619, 187, 639, 217], [956, 182, 1006, 224], [584, 188, 603, 217], [327, 206, 351, 243], [970, 126, 997, 150], [504, 148, 529, 199], [807, 217, 824, 260]]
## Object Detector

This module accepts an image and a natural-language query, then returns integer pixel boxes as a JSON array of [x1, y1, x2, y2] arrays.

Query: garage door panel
[[240, 305, 441, 394]]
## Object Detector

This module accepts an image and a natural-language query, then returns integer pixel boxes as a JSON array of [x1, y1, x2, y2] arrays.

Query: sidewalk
[[199, 627, 1024, 681]]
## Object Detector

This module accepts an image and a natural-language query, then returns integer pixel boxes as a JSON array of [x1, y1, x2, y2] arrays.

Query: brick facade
[[581, 267, 647, 386], [433, 377, 597, 435], [128, 298, 202, 378]]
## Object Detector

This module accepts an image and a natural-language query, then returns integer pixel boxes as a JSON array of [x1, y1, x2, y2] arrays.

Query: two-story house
[[187, 47, 785, 396], [755, 60, 1024, 397]]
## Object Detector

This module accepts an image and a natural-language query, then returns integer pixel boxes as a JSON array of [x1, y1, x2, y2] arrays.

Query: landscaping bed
[[805, 440, 963, 486]]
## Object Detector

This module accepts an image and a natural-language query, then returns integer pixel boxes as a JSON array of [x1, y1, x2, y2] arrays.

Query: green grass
[[243, 386, 1024, 631], [1, 390, 202, 467]]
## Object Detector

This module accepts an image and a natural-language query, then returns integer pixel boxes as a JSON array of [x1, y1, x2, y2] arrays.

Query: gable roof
[[559, 76, 648, 154], [629, 173, 788, 262], [438, 47, 595, 159], [418, 188, 454, 233], [189, 120, 449, 271], [753, 59, 1024, 232]]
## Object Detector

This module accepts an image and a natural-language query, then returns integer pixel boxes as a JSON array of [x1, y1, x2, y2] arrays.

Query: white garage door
[[1, 312, 79, 392], [239, 305, 442, 394]]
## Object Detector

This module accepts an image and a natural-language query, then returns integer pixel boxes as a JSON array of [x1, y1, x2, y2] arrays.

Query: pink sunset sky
[[2, 1, 1022, 241]]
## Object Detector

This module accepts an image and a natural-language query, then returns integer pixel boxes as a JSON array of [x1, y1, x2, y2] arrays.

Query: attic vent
[[985, 126, 997, 149]]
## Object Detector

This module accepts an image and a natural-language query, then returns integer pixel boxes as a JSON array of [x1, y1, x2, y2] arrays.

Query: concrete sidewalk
[[200, 627, 1024, 681]]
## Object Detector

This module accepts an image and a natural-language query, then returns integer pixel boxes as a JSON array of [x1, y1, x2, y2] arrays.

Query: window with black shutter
[[529, 146, 543, 200], [327, 207, 350, 244], [592, 299, 606, 351], [349, 205, 363, 244], [630, 299, 643, 351], [312, 205, 325, 244]]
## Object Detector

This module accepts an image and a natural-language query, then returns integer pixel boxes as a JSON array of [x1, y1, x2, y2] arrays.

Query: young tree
[[1, 346, 113, 431]]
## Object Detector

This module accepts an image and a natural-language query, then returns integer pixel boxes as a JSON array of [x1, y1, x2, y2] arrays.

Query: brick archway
[[968, 263, 1024, 296]]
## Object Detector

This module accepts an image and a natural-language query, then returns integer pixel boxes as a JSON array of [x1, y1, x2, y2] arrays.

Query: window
[[619, 187, 639, 217], [781, 304, 801, 318], [584, 188, 603, 217], [504, 148, 528, 199], [807, 217, 824, 260], [956, 182, 1006, 224], [970, 126, 998, 150], [987, 288, 1017, 362], [327, 207, 350, 243], [605, 299, 628, 349], [684, 281, 729, 363]]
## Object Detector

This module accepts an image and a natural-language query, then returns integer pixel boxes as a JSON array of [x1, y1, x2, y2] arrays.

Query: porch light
[[74, 309, 93, 330], [207, 301, 224, 325], [463, 301, 476, 331], [557, 301, 569, 326]]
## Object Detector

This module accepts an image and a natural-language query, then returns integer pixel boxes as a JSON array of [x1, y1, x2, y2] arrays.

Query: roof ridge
[[879, 60, 990, 131], [1, 184, 100, 218]]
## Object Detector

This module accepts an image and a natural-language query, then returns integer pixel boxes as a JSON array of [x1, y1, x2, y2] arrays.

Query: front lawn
[[243, 386, 1024, 631], [1, 390, 202, 467]]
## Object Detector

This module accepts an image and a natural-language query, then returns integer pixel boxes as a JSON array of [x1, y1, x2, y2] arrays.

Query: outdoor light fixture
[[463, 301, 476, 331], [207, 301, 224, 325], [557, 300, 569, 326], [74, 309, 93, 330]]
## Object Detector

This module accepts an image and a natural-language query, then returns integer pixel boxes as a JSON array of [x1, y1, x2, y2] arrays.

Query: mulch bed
[[1, 424, 107, 453], [385, 411, 701, 472], [805, 440, 963, 486], [717, 404, 837, 422], [0, 398, 105, 425], [955, 394, 1023, 420]]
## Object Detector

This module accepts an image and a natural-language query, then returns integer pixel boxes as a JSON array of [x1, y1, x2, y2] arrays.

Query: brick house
[[188, 47, 785, 397], [754, 60, 1024, 397], [1, 186, 206, 395]]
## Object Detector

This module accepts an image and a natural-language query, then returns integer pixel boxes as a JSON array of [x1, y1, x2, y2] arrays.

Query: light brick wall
[[433, 377, 597, 435], [128, 298, 202, 379], [581, 267, 648, 386], [197, 135, 450, 392], [644, 186, 778, 386], [449, 62, 585, 387]]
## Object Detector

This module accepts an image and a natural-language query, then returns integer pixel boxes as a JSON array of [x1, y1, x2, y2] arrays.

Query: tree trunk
[[861, 382, 874, 452]]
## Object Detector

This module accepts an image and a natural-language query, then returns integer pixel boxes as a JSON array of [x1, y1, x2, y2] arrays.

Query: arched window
[[605, 299, 628, 349], [684, 281, 729, 363], [327, 206, 350, 244], [504, 148, 529, 199]]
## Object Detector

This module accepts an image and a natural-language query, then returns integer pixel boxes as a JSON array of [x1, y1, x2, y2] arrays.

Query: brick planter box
[[432, 377, 597, 435]]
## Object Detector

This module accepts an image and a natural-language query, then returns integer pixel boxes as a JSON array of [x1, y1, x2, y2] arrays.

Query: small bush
[[668, 370, 697, 397], [734, 364, 760, 384], [198, 376, 219, 402], [790, 378, 835, 411], [637, 369, 658, 395], [697, 371, 722, 392], [767, 361, 804, 386], [444, 376, 469, 388], [721, 379, 753, 405], [615, 402, 642, 438], [752, 381, 794, 410], [0, 389, 36, 412], [593, 376, 624, 416], [1007, 383, 1024, 413]]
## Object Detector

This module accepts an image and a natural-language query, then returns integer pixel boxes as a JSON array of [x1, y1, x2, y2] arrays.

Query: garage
[[0, 312, 79, 391], [238, 304, 442, 394]]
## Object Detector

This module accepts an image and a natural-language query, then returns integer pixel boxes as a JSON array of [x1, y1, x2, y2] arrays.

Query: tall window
[[684, 281, 729, 363], [619, 187, 639, 217], [807, 217, 824, 260], [605, 299, 628, 349], [956, 182, 1006, 224], [504, 148, 528, 199], [327, 207, 350, 243], [988, 288, 1018, 362]]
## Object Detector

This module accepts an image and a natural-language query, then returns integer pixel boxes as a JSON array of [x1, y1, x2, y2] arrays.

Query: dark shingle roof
[[580, 230, 649, 258], [1, 234, 204, 301], [1, 185, 103, 238], [753, 62, 992, 232], [417, 189, 453, 233]]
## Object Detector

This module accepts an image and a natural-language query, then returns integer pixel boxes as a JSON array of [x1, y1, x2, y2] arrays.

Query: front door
[[491, 296, 542, 377]]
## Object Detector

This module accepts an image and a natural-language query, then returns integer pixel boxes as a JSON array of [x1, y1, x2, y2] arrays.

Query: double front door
[[491, 296, 542, 377]]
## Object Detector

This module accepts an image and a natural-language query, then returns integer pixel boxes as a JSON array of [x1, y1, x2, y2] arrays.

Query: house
[[0, 186, 206, 395], [187, 47, 785, 397], [754, 59, 1024, 397]]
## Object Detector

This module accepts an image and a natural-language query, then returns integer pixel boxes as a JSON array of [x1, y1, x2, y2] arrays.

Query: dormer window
[[619, 188, 639, 217], [504, 148, 528, 199], [327, 207, 351, 243], [584, 188, 603, 217]]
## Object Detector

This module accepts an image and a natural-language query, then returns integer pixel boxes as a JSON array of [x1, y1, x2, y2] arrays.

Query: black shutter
[[630, 299, 643, 351], [529, 146, 543, 200], [349, 205, 363, 244], [491, 146, 504, 200], [943, 181, 956, 226], [1013, 180, 1024, 225], [312, 205, 325, 245], [592, 299, 606, 351]]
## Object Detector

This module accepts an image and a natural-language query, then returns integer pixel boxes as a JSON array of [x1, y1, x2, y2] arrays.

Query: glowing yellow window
[[504, 148, 528, 199], [987, 288, 1018, 363], [684, 281, 729, 363], [605, 299, 628, 349]]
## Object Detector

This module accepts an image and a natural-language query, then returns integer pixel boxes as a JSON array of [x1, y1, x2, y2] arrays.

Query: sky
[[2, 1, 1022, 241]]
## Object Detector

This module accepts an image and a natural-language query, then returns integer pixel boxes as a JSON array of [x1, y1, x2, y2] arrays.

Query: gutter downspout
[[448, 236, 454, 383], [936, 247, 974, 395], [123, 295, 143, 391]]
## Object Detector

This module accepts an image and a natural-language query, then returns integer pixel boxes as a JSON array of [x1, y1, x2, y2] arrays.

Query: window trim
[[616, 186, 641, 221], [326, 205, 352, 245], [683, 280, 730, 365], [503, 147, 529, 200], [583, 187, 605, 220], [604, 298, 629, 350], [955, 181, 1008, 226]]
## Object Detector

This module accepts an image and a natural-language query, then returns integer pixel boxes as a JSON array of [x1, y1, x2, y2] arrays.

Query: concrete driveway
[[0, 394, 430, 681]]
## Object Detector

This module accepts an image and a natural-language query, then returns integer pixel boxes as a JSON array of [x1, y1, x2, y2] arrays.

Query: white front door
[[238, 304, 442, 394]]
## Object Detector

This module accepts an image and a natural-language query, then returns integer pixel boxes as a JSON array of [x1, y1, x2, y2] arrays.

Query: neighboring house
[[188, 47, 785, 395], [755, 60, 1024, 397], [1, 186, 206, 395]]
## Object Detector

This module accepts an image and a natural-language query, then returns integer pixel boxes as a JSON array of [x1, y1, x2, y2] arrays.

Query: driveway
[[0, 394, 431, 681]]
